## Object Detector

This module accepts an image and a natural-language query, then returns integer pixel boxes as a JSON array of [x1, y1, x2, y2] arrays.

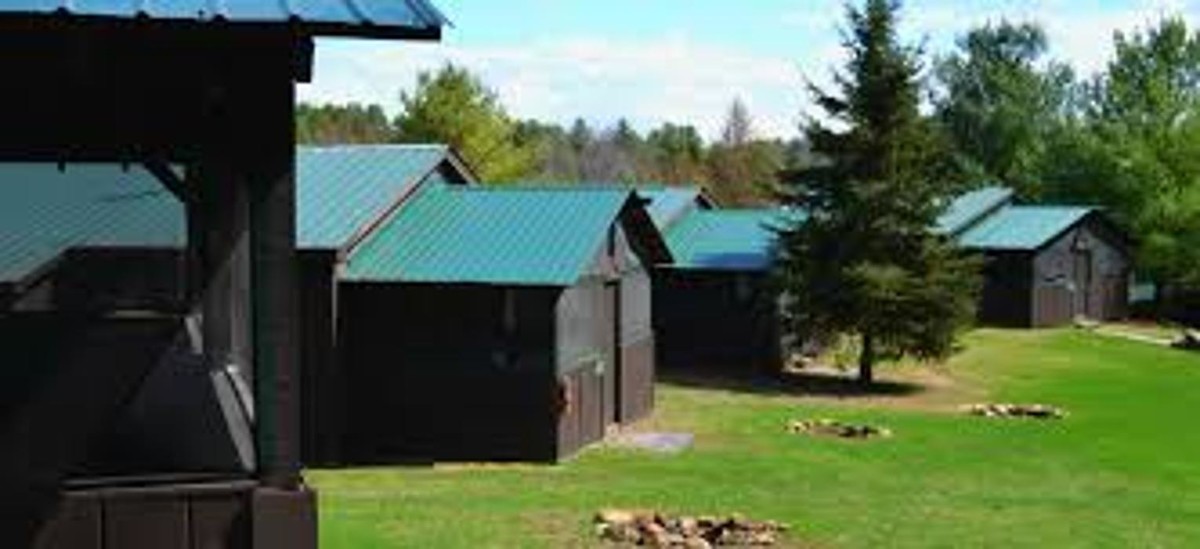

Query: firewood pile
[[787, 418, 892, 440], [594, 509, 787, 547], [964, 403, 1066, 419], [1172, 330, 1200, 351]]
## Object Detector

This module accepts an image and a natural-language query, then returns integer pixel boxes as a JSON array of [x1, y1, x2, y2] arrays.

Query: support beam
[[246, 74, 301, 489], [188, 57, 301, 489], [143, 160, 191, 204]]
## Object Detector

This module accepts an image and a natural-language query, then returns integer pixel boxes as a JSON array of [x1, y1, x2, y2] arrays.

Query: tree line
[[298, 66, 809, 206]]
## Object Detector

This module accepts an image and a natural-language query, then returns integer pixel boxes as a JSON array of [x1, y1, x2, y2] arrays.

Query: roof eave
[[0, 13, 444, 41]]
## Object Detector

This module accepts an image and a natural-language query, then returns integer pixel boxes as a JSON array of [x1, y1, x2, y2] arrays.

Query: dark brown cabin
[[335, 186, 671, 463], [639, 188, 787, 372], [942, 187, 1132, 328]]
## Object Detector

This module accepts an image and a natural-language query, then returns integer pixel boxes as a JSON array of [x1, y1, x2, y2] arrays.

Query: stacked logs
[[965, 403, 1066, 419], [787, 419, 892, 440], [1172, 330, 1200, 351], [595, 509, 787, 547]]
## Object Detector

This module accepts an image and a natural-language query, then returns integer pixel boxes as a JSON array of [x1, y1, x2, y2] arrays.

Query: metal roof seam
[[337, 154, 445, 259]]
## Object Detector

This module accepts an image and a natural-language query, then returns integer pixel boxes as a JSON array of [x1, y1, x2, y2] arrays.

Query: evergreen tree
[[777, 0, 979, 384]]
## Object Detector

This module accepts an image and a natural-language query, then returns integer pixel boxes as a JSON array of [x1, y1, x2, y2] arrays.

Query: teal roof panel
[[296, 144, 449, 249], [957, 206, 1094, 251], [637, 186, 710, 230], [665, 209, 791, 272], [0, 0, 448, 39], [936, 186, 1014, 234], [345, 186, 634, 286], [0, 164, 183, 283]]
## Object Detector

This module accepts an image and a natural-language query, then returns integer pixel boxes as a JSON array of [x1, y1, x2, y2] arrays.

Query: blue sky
[[299, 0, 1198, 140]]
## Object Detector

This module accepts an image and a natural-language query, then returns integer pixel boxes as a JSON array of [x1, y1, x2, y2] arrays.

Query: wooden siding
[[618, 268, 654, 423], [34, 483, 315, 549], [977, 215, 1131, 328], [297, 251, 340, 466], [339, 283, 561, 463], [976, 252, 1035, 327], [1029, 216, 1130, 326], [653, 270, 782, 372]]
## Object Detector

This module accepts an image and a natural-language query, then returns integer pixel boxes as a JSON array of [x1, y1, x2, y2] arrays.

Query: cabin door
[[599, 281, 620, 429], [1073, 250, 1093, 319]]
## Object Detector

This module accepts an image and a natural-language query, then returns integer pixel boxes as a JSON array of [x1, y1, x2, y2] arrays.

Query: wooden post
[[189, 42, 301, 488], [246, 72, 302, 490]]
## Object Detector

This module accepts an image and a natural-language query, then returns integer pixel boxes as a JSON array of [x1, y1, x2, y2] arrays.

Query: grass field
[[309, 330, 1200, 548]]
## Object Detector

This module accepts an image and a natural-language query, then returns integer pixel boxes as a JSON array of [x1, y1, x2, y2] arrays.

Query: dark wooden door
[[1073, 251, 1093, 319], [600, 281, 619, 428]]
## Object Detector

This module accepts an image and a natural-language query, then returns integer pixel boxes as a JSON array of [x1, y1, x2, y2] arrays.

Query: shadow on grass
[[659, 367, 927, 400]]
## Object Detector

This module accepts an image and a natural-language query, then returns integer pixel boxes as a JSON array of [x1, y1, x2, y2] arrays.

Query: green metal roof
[[0, 145, 462, 283], [344, 185, 642, 286], [637, 186, 712, 230], [957, 206, 1095, 251], [0, 0, 448, 40], [936, 186, 1014, 235], [0, 163, 183, 283], [664, 209, 791, 272], [297, 144, 455, 249]]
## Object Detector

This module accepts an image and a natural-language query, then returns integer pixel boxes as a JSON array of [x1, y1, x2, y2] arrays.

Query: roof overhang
[[0, 0, 448, 40]]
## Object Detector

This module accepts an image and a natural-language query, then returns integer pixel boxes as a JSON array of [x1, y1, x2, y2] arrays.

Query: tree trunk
[[858, 332, 875, 386]]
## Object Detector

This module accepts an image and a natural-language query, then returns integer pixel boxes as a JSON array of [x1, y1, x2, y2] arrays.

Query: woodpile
[[594, 509, 787, 547], [1171, 330, 1200, 351], [965, 403, 1066, 419], [787, 419, 892, 440]]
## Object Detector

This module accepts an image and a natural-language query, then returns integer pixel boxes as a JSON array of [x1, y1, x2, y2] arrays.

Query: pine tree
[[777, 0, 979, 384]]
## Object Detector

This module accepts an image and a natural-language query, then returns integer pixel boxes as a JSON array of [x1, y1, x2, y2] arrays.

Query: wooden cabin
[[639, 188, 787, 372], [940, 187, 1133, 328], [337, 186, 670, 463]]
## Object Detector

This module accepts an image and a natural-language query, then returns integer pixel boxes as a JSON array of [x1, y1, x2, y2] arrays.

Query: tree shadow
[[658, 367, 927, 400]]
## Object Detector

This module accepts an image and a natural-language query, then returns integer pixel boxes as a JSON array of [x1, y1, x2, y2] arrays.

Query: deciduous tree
[[395, 64, 535, 182]]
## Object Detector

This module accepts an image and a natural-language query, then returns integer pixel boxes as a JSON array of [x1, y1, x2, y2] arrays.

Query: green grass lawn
[[309, 330, 1200, 548]]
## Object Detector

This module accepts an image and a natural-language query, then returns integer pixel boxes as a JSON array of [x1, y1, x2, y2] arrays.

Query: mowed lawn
[[309, 330, 1200, 548]]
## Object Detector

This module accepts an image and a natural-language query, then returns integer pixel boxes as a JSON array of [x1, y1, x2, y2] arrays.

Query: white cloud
[[300, 1, 1199, 141], [300, 35, 806, 141]]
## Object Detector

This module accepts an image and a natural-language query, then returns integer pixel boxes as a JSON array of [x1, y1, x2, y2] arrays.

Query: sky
[[298, 0, 1199, 141]]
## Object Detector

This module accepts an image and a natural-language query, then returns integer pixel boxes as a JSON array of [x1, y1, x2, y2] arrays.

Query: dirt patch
[[595, 509, 788, 547], [608, 432, 695, 454], [660, 365, 978, 413], [787, 419, 892, 440], [964, 403, 1067, 420]]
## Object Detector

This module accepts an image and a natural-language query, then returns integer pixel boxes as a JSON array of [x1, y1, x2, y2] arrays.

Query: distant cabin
[[639, 187, 789, 371], [939, 187, 1132, 328], [337, 185, 670, 463]]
